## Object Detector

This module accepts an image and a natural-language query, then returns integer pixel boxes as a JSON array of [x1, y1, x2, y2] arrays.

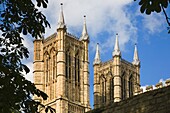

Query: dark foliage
[[135, 0, 170, 33], [0, 0, 54, 112]]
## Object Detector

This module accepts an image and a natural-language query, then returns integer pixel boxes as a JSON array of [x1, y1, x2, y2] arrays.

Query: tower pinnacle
[[57, 3, 66, 29], [112, 33, 121, 57], [93, 43, 101, 65], [80, 15, 89, 41], [132, 44, 140, 65]]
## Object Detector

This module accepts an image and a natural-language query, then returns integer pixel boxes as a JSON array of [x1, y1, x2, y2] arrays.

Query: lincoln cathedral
[[33, 4, 140, 113]]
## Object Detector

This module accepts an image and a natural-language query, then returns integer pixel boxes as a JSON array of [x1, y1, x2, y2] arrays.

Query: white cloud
[[142, 13, 165, 34], [26, 0, 168, 82], [22, 35, 34, 82], [22, 0, 138, 83], [41, 0, 137, 54], [23, 62, 34, 82]]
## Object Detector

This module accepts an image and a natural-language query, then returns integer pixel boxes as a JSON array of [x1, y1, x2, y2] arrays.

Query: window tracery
[[129, 75, 133, 97], [121, 72, 126, 100]]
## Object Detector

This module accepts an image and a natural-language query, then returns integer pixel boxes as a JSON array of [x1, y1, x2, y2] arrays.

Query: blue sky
[[23, 0, 170, 108]]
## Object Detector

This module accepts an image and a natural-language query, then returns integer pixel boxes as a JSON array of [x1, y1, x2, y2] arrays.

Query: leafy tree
[[135, 0, 170, 33], [0, 0, 54, 112]]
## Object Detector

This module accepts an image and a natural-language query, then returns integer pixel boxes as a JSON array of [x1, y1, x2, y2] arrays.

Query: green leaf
[[161, 0, 168, 8], [23, 28, 27, 35], [42, 1, 47, 8], [140, 4, 146, 13], [155, 4, 161, 13], [22, 64, 30, 74], [146, 7, 152, 15]]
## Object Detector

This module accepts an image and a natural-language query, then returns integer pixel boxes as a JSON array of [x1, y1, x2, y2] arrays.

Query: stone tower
[[33, 4, 91, 113], [93, 34, 140, 109]]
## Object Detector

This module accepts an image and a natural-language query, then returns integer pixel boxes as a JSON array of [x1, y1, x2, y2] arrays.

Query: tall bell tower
[[33, 3, 91, 113]]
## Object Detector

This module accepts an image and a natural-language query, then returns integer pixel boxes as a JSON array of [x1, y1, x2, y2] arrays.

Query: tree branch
[[161, 4, 170, 26]]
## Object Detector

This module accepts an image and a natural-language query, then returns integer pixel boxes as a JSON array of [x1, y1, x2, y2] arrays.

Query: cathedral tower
[[93, 34, 140, 109], [33, 4, 90, 113]]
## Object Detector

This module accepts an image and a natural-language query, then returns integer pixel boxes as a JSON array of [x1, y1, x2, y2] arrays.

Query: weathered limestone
[[33, 4, 90, 113], [87, 85, 170, 113], [155, 82, 163, 89], [165, 79, 170, 86], [93, 35, 140, 109], [33, 38, 44, 102], [146, 85, 153, 91]]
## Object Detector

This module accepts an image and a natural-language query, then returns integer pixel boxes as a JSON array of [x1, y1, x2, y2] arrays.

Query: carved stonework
[[33, 29, 91, 113], [93, 56, 140, 109]]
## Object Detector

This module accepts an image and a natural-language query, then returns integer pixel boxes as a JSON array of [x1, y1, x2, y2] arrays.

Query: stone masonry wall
[[87, 85, 170, 113]]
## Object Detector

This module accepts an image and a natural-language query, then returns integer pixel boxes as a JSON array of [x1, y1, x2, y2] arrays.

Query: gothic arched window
[[46, 58, 49, 83], [53, 55, 55, 80], [65, 51, 71, 80], [110, 77, 114, 100], [75, 52, 80, 83], [129, 75, 133, 97], [121, 72, 126, 100], [101, 75, 106, 103], [65, 51, 72, 99], [75, 52, 80, 102]]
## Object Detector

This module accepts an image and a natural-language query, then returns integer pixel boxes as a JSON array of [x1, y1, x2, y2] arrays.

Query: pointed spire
[[112, 33, 121, 57], [57, 3, 66, 29], [93, 43, 101, 65], [80, 15, 89, 41], [132, 44, 140, 65]]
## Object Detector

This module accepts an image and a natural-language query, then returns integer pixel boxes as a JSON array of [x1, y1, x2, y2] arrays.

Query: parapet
[[136, 78, 170, 95], [165, 79, 170, 86], [146, 85, 153, 91]]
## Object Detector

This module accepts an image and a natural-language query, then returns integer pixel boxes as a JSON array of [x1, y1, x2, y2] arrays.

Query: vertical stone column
[[93, 64, 100, 109], [83, 41, 90, 111], [72, 52, 75, 102], [33, 39, 44, 102], [55, 28, 67, 113], [126, 71, 129, 98], [80, 52, 84, 103], [113, 56, 121, 102], [134, 65, 140, 93], [56, 28, 66, 97]]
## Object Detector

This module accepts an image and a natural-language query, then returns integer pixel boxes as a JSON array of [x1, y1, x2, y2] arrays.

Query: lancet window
[[53, 55, 56, 80], [101, 75, 106, 103], [121, 72, 126, 100], [75, 52, 80, 102], [129, 75, 133, 97], [109, 77, 114, 100], [65, 51, 71, 80], [46, 58, 49, 83], [65, 51, 72, 99]]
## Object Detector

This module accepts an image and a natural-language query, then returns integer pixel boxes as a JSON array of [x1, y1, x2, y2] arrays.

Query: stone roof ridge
[[121, 58, 133, 66], [66, 32, 79, 39], [44, 33, 57, 42], [101, 59, 113, 66]]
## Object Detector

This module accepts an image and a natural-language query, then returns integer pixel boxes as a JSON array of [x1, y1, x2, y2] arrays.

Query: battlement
[[87, 84, 170, 113], [135, 78, 170, 95]]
